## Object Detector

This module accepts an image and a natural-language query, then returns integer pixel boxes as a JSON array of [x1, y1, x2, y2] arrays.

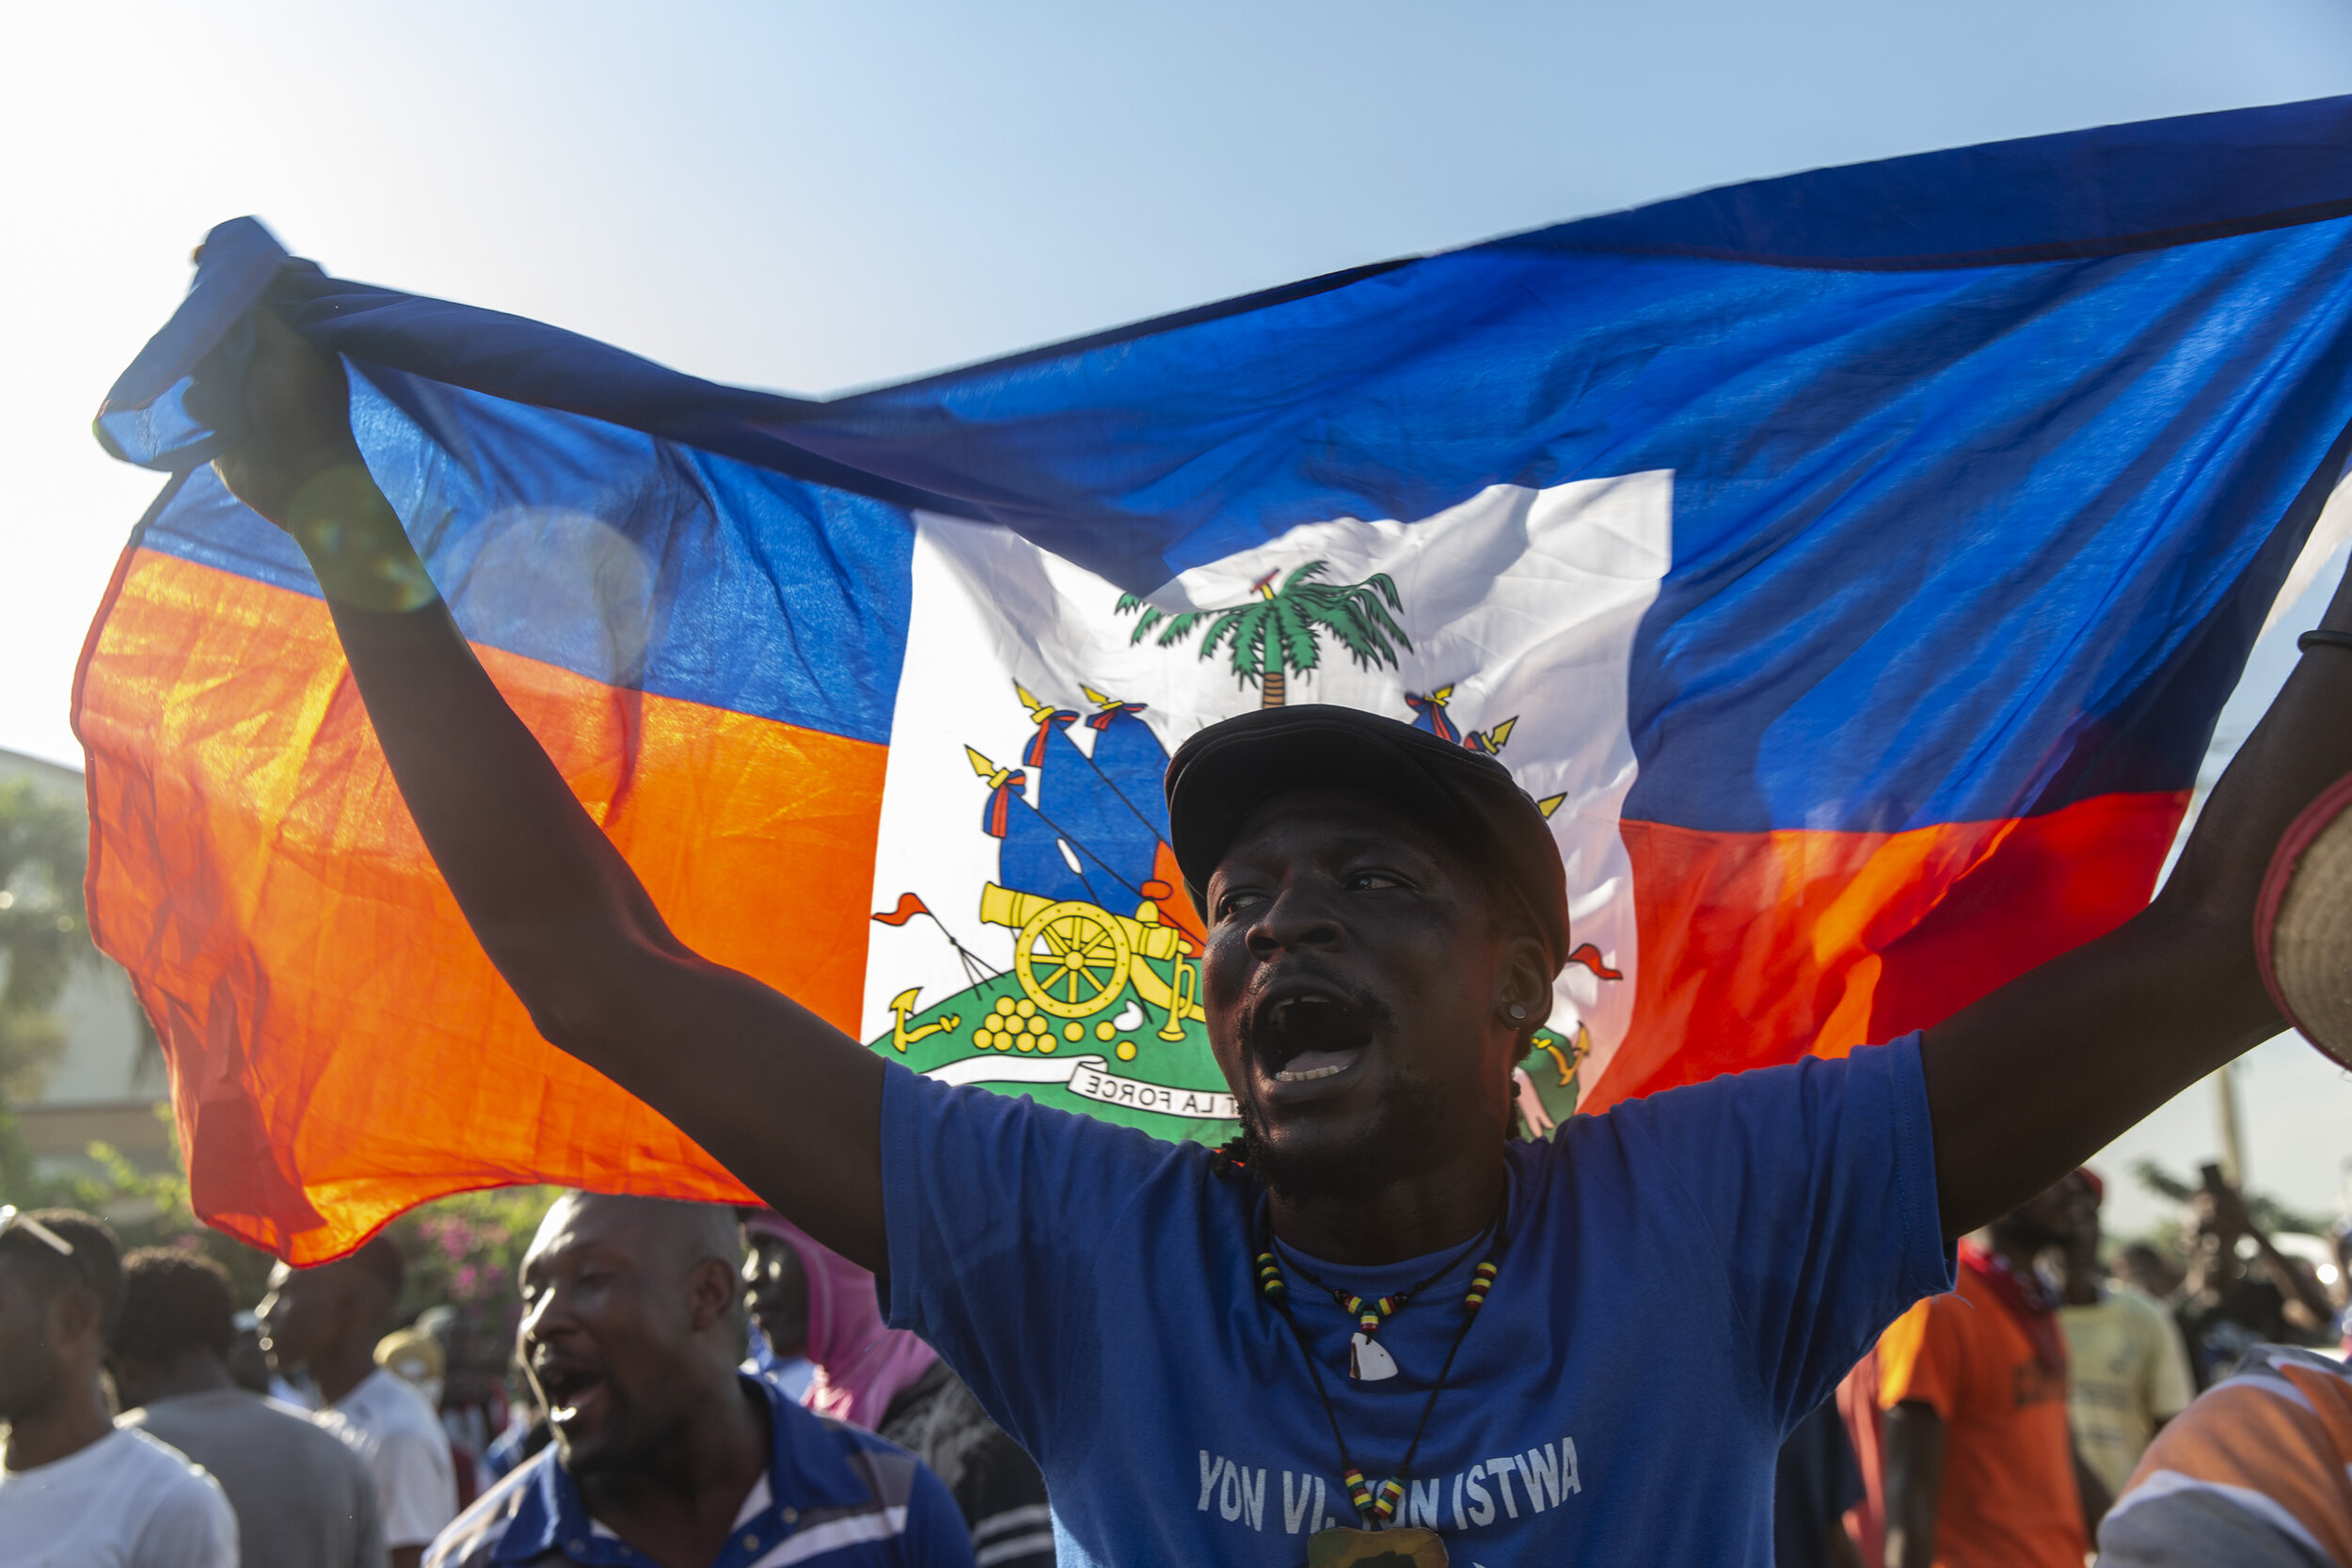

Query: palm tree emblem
[[1116, 562, 1409, 708]]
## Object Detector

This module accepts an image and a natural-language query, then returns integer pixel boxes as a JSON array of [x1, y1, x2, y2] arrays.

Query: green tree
[[1117, 562, 1409, 708], [0, 778, 94, 1190]]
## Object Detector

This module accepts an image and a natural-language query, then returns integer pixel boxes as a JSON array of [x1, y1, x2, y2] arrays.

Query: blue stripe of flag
[[103, 94, 2352, 832]]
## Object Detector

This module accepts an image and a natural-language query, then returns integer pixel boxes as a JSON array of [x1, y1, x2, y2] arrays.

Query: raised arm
[[194, 309, 889, 1268], [1923, 549, 2352, 1237], [2200, 1177, 2337, 1331]]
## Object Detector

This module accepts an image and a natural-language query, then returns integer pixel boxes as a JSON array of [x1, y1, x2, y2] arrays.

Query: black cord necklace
[[1252, 1206, 1506, 1531]]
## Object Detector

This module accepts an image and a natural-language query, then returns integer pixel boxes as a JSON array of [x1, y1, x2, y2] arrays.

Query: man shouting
[[190, 308, 2352, 1568]]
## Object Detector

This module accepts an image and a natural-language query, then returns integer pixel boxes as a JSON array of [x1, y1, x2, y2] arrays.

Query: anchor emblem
[[886, 988, 961, 1053]]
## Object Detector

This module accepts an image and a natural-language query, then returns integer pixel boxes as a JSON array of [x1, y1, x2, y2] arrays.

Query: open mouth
[[532, 1358, 608, 1426], [1251, 986, 1377, 1085]]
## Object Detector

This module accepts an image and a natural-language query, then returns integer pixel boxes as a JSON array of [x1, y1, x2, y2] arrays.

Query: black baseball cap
[[1163, 705, 1571, 974]]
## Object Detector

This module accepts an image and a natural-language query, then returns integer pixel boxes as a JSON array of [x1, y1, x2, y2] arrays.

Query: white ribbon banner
[[923, 1053, 1240, 1121]]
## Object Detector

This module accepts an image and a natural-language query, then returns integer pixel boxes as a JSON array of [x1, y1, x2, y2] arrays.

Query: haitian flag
[[83, 96, 2352, 1261]]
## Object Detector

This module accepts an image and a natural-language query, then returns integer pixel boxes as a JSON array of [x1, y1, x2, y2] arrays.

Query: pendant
[[1306, 1526, 1448, 1566], [1348, 1332, 1399, 1382]]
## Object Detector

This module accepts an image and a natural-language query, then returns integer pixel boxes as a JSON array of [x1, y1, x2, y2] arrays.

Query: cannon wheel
[[1012, 900, 1135, 1019]]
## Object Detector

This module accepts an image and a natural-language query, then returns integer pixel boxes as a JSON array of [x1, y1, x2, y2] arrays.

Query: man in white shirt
[[0, 1207, 237, 1568], [260, 1234, 458, 1568]]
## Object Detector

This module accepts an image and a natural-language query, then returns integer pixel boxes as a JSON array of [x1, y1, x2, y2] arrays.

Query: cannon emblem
[[979, 881, 1201, 1040]]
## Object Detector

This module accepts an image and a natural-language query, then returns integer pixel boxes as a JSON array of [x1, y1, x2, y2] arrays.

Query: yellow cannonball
[[1014, 999, 1036, 1019], [1116, 1041, 1137, 1062], [1063, 1022, 1083, 1041], [1094, 1022, 1116, 1041], [972, 1028, 993, 1050], [993, 997, 1015, 1017], [1038, 1039, 1057, 1054]]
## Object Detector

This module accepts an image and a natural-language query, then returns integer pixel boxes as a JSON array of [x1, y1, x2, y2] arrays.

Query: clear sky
[[5, 1, 2352, 1231]]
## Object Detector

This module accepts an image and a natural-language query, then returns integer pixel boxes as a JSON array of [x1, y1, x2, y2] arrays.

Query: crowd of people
[[7, 1154, 2352, 1566], [1762, 1165, 2352, 1567], [0, 1189, 1055, 1568]]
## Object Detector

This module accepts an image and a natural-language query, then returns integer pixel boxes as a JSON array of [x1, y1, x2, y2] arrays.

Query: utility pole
[[2214, 1061, 2247, 1190]]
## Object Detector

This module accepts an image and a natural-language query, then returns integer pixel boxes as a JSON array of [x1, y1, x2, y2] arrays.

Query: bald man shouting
[[429, 1193, 970, 1568]]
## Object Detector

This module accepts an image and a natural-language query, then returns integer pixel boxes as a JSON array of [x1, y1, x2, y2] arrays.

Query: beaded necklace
[[1252, 1208, 1506, 1537], [1274, 1246, 1470, 1381]]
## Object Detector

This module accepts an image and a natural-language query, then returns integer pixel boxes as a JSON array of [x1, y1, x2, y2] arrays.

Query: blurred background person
[[1773, 1397, 1864, 1568], [1876, 1180, 2095, 1568], [110, 1247, 387, 1568], [2054, 1169, 2195, 1504], [376, 1324, 482, 1512], [2333, 1222, 2352, 1357], [430, 1192, 969, 1568], [0, 1208, 236, 1567], [225, 1311, 273, 1396], [2097, 1342, 2352, 1566], [2177, 1165, 2338, 1386], [739, 1208, 815, 1401], [261, 1235, 458, 1568], [1832, 1353, 1889, 1568], [743, 1211, 1054, 1568], [376, 1326, 446, 1414], [405, 1305, 504, 1504], [2113, 1243, 2185, 1305], [479, 1346, 548, 1485]]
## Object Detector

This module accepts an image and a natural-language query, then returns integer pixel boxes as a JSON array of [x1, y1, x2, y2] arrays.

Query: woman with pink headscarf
[[742, 1212, 1055, 1568]]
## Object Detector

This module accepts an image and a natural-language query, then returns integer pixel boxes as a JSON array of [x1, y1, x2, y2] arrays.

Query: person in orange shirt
[[2098, 1342, 2352, 1566], [1876, 1179, 2090, 1568]]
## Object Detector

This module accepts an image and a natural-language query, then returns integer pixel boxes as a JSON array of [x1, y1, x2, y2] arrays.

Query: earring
[[1507, 1004, 1527, 1021]]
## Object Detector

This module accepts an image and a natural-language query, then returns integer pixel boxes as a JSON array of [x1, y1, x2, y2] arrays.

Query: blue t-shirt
[[882, 1034, 1952, 1566]]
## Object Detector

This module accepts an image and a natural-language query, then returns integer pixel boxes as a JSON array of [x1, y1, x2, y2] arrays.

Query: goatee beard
[[1240, 1075, 1455, 1204]]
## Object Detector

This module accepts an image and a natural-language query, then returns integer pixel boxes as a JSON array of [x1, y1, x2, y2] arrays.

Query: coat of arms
[[861, 555, 1604, 1140]]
